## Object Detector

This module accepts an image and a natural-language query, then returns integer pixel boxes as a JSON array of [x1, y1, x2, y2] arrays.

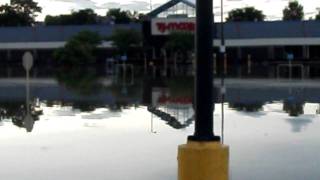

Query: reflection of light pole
[[162, 49, 168, 77], [289, 54, 292, 81], [121, 55, 128, 95], [144, 53, 147, 75], [22, 52, 34, 133], [220, 0, 226, 144], [151, 113, 157, 133]]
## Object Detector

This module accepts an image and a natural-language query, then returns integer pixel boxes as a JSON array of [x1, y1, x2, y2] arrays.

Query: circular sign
[[220, 46, 226, 53], [22, 52, 34, 71], [121, 55, 127, 62], [287, 54, 294, 61]]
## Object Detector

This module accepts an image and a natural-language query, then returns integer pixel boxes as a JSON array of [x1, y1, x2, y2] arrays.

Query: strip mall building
[[0, 0, 320, 77]]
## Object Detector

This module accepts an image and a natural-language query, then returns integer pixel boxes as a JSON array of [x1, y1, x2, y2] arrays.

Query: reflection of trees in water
[[286, 118, 312, 133], [108, 82, 141, 98], [72, 101, 103, 112], [0, 102, 42, 131], [229, 102, 264, 112], [55, 67, 103, 96], [283, 101, 305, 117], [107, 82, 142, 111], [0, 108, 6, 125], [166, 77, 194, 98]]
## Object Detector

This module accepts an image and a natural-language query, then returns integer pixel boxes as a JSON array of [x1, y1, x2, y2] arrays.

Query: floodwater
[[0, 76, 319, 180]]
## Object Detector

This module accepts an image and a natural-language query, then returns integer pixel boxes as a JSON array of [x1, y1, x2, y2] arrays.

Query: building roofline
[[146, 0, 195, 18]]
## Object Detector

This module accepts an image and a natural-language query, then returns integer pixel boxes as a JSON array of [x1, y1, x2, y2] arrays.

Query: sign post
[[287, 53, 294, 81], [248, 54, 252, 75], [22, 52, 34, 132], [121, 54, 127, 85]]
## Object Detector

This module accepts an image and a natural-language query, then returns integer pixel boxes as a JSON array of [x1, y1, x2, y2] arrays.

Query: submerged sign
[[151, 18, 195, 35]]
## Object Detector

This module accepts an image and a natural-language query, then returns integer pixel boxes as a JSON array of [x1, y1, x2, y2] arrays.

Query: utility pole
[[187, 0, 220, 142], [178, 0, 229, 179]]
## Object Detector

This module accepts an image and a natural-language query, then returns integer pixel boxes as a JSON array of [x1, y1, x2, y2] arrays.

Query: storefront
[[142, 0, 320, 77]]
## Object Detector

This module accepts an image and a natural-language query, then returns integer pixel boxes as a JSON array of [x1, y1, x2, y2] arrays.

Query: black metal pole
[[220, 0, 226, 80], [220, 0, 226, 144], [188, 0, 220, 141]]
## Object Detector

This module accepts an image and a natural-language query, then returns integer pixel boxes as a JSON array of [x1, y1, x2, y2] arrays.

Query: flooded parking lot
[[0, 77, 319, 180]]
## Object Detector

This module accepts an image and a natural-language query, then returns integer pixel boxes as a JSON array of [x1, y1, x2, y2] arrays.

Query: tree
[[106, 9, 132, 24], [0, 5, 24, 26], [316, 10, 320, 20], [165, 32, 195, 75], [54, 31, 102, 65], [54, 31, 103, 95], [226, 7, 265, 22], [45, 9, 98, 25], [283, 1, 304, 21], [0, 0, 41, 26], [109, 28, 142, 54], [165, 32, 194, 54], [283, 101, 304, 117]]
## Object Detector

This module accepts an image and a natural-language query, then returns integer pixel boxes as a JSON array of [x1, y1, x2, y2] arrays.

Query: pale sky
[[1, 0, 319, 21]]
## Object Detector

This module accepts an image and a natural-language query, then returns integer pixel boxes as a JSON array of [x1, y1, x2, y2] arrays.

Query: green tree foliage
[[109, 28, 142, 54], [315, 10, 320, 20], [45, 9, 98, 25], [54, 31, 103, 95], [106, 8, 138, 24], [283, 1, 304, 20], [165, 31, 194, 53], [165, 32, 195, 75], [0, 0, 42, 26], [283, 101, 304, 117], [54, 31, 102, 65], [0, 5, 23, 26], [226, 7, 265, 22]]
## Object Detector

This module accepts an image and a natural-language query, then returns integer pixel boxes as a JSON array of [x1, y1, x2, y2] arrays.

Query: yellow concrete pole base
[[178, 140, 229, 180]]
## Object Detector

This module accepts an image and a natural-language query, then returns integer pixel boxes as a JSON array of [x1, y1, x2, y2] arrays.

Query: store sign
[[151, 18, 195, 35]]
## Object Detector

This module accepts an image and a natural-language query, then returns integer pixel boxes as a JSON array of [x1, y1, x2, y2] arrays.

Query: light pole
[[187, 0, 220, 142], [220, 0, 226, 144], [178, 0, 229, 178]]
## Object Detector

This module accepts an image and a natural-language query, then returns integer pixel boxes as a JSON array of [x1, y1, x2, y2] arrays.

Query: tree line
[[45, 8, 144, 26], [1, 0, 320, 27], [0, 0, 144, 26], [227, 1, 312, 22]]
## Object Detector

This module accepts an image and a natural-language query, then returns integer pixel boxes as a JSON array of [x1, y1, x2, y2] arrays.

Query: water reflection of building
[[223, 86, 319, 117], [147, 85, 194, 129], [0, 78, 320, 125]]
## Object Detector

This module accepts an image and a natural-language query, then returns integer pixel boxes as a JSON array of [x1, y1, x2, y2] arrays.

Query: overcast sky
[[1, 0, 320, 21]]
